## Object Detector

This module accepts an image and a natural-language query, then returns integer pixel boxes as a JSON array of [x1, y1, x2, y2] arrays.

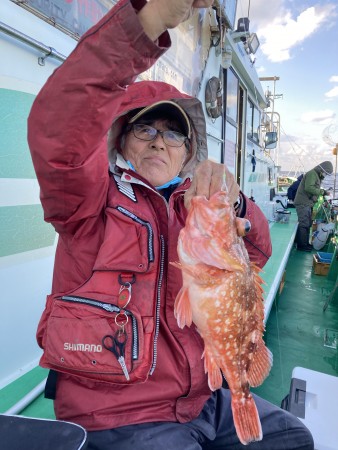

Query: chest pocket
[[39, 205, 160, 385], [94, 206, 155, 273]]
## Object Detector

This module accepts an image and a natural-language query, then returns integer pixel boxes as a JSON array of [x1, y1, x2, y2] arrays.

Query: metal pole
[[334, 144, 338, 199], [4, 379, 47, 416], [0, 21, 66, 63], [259, 76, 280, 132]]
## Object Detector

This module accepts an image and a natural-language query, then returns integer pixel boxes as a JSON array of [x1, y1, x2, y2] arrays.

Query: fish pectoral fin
[[174, 286, 192, 329], [203, 348, 223, 391], [247, 337, 273, 387], [232, 395, 262, 445]]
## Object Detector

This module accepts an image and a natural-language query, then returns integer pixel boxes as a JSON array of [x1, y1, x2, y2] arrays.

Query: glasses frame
[[130, 124, 188, 148]]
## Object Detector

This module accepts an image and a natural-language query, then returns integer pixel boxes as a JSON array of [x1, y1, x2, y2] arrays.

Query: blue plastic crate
[[316, 252, 333, 263]]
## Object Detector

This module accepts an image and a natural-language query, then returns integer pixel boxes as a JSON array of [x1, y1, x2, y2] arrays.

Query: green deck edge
[[0, 366, 54, 418], [261, 209, 298, 321]]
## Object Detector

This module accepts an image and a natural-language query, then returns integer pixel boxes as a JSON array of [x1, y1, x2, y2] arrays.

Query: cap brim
[[128, 100, 191, 139]]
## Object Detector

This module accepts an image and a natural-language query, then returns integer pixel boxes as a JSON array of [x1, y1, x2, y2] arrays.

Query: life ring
[[205, 76, 223, 119]]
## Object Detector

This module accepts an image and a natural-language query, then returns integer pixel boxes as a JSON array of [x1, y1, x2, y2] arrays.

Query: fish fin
[[232, 395, 262, 445], [247, 337, 273, 387], [203, 348, 223, 391], [174, 286, 192, 329]]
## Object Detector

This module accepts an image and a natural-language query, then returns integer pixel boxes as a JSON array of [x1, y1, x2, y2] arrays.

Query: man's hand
[[184, 160, 240, 209], [138, 0, 214, 41]]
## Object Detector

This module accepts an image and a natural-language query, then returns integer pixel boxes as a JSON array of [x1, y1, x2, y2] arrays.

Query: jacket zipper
[[150, 235, 164, 375], [60, 295, 139, 360], [116, 206, 154, 262]]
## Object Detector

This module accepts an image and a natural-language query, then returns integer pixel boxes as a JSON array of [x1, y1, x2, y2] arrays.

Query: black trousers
[[295, 205, 312, 247], [86, 389, 314, 450]]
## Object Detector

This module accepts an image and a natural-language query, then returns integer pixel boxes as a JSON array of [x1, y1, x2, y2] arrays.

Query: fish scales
[[172, 190, 273, 446]]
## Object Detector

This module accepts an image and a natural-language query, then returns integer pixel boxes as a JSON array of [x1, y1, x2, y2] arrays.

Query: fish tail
[[232, 396, 262, 445]]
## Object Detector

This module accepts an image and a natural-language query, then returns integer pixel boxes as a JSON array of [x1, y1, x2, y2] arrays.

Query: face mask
[[155, 176, 182, 190]]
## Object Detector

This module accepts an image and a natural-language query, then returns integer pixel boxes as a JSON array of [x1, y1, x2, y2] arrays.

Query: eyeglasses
[[131, 124, 188, 148]]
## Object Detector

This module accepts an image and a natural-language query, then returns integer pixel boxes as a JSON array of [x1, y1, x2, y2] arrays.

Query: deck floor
[[253, 245, 338, 406]]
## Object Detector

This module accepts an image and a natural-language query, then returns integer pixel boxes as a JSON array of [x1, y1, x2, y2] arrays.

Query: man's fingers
[[184, 160, 241, 210], [184, 160, 224, 209]]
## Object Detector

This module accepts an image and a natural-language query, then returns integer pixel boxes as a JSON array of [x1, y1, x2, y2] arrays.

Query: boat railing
[[0, 21, 66, 65]]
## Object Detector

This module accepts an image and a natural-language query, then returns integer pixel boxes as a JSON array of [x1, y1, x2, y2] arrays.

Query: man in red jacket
[[28, 0, 313, 449]]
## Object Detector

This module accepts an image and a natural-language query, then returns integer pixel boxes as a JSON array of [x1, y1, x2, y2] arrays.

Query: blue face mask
[[126, 160, 182, 190], [155, 176, 182, 190]]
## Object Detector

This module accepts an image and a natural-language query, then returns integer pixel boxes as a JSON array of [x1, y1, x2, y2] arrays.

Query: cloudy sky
[[236, 0, 338, 173]]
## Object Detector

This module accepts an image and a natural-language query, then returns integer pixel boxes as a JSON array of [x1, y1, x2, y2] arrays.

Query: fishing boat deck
[[253, 227, 338, 406], [1, 209, 338, 421]]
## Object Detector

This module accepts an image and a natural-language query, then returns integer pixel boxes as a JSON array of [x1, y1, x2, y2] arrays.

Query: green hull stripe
[[0, 205, 55, 257], [0, 88, 36, 179]]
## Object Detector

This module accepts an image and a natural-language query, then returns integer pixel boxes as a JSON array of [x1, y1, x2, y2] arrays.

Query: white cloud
[[236, 0, 286, 28], [278, 135, 335, 172], [325, 86, 338, 99], [300, 109, 336, 124], [254, 4, 336, 62], [329, 75, 338, 83]]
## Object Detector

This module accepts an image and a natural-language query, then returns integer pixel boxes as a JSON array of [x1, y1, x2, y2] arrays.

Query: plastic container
[[317, 252, 333, 263], [313, 252, 333, 276], [275, 209, 291, 223]]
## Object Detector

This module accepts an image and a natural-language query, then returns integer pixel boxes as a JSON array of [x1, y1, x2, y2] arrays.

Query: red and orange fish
[[173, 190, 273, 445]]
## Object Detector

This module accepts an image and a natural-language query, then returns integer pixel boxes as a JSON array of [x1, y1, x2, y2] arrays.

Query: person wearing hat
[[28, 0, 313, 449], [294, 161, 333, 251]]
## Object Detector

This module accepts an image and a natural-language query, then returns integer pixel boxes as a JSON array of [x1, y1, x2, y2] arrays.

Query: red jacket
[[28, 0, 272, 431]]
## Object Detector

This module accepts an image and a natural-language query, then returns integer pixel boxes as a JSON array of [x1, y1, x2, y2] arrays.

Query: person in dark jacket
[[294, 161, 333, 251], [27, 1, 313, 449], [287, 174, 303, 203]]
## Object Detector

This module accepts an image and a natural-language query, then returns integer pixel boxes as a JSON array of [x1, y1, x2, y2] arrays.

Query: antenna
[[322, 121, 338, 197]]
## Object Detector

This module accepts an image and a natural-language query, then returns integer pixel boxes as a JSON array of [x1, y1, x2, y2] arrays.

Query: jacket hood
[[315, 160, 333, 175], [108, 80, 208, 180]]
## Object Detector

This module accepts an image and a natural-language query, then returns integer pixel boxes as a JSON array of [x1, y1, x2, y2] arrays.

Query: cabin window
[[247, 99, 260, 143], [224, 122, 237, 173], [225, 69, 239, 123], [11, 0, 117, 38], [223, 69, 240, 174]]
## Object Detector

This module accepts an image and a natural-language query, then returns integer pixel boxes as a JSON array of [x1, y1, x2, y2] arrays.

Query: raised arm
[[28, 0, 212, 234]]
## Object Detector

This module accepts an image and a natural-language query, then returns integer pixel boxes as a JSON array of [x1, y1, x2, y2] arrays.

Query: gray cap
[[128, 100, 191, 139], [316, 161, 333, 175]]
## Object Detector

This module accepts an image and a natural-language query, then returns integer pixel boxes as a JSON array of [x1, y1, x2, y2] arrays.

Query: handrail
[[4, 378, 47, 415], [0, 20, 66, 65]]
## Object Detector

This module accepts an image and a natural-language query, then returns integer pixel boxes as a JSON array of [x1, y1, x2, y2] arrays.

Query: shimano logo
[[64, 343, 103, 352]]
